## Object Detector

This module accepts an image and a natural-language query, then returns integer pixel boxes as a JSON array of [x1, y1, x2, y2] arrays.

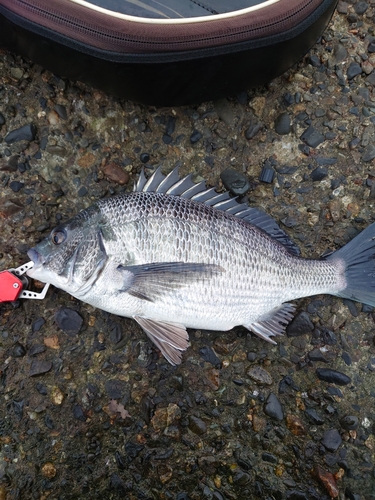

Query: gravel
[[1, 5, 375, 500]]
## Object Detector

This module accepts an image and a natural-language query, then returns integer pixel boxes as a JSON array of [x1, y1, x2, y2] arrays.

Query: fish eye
[[51, 229, 67, 245]]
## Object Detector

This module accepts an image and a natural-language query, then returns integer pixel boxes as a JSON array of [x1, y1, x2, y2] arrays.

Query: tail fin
[[326, 222, 375, 307]]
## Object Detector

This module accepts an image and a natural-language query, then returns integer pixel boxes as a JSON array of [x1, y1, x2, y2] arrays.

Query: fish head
[[26, 205, 107, 294]]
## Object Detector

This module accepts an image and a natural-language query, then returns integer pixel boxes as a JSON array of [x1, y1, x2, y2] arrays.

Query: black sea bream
[[26, 167, 375, 364]]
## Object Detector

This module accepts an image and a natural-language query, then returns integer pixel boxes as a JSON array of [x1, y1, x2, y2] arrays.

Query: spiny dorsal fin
[[135, 167, 300, 256]]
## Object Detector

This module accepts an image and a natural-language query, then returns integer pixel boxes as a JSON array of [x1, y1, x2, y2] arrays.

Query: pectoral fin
[[134, 316, 190, 365], [118, 261, 223, 302], [245, 303, 296, 344]]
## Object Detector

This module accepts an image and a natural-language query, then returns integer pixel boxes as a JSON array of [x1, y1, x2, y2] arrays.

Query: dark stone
[[300, 126, 325, 148], [305, 408, 325, 425], [342, 351, 352, 366], [140, 152, 150, 163], [29, 360, 52, 376], [28, 344, 46, 356], [362, 145, 375, 162], [5, 124, 36, 144], [343, 298, 359, 316], [124, 441, 144, 460], [344, 487, 361, 500], [220, 168, 250, 196], [366, 71, 375, 86], [286, 490, 309, 500], [162, 134, 172, 144], [286, 312, 314, 337], [54, 104, 67, 120], [245, 119, 261, 140], [36, 382, 47, 395], [316, 368, 351, 385], [368, 42, 375, 53], [321, 428, 342, 452], [77, 186, 88, 197], [316, 157, 337, 166], [259, 166, 275, 183], [199, 346, 221, 366], [55, 307, 83, 336], [32, 317, 45, 333], [0, 112, 5, 126], [109, 473, 130, 494], [190, 129, 202, 144], [73, 404, 86, 421], [339, 415, 359, 430], [12, 342, 26, 357], [308, 348, 328, 362], [188, 415, 207, 435], [105, 379, 126, 399], [165, 116, 176, 136], [309, 55, 321, 67], [263, 392, 284, 421], [9, 181, 24, 192], [310, 166, 328, 182], [354, 2, 368, 14], [232, 469, 251, 485], [347, 62, 362, 80], [274, 112, 291, 135], [262, 452, 277, 463]]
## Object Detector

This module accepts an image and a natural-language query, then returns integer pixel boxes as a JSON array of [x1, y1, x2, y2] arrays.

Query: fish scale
[[25, 167, 375, 364]]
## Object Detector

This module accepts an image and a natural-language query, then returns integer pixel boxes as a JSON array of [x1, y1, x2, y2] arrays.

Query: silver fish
[[26, 167, 375, 365]]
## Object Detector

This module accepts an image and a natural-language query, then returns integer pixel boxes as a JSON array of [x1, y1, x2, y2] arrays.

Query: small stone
[[300, 126, 325, 148], [140, 152, 150, 163], [321, 429, 342, 452], [199, 346, 221, 366], [102, 163, 130, 184], [286, 414, 307, 436], [316, 368, 351, 385], [41, 462, 57, 478], [305, 408, 325, 425], [190, 129, 202, 144], [77, 152, 96, 168], [362, 145, 375, 162], [337, 0, 348, 13], [188, 415, 207, 435], [313, 465, 339, 498], [105, 379, 126, 400], [9, 181, 24, 192], [12, 342, 26, 357], [0, 112, 5, 126], [286, 312, 314, 337], [264, 392, 283, 421], [262, 452, 277, 463], [54, 104, 67, 120], [151, 404, 181, 431], [245, 119, 261, 140], [220, 168, 250, 196], [5, 124, 36, 144], [339, 415, 359, 430], [368, 42, 375, 54], [73, 404, 86, 421], [247, 366, 273, 385], [51, 386, 64, 405], [259, 166, 275, 183], [347, 62, 362, 80], [354, 1, 368, 14], [274, 113, 291, 135], [55, 308, 83, 336], [44, 335, 60, 350], [29, 360, 52, 376]]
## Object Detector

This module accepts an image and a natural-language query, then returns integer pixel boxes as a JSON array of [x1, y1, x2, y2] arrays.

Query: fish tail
[[326, 222, 375, 307]]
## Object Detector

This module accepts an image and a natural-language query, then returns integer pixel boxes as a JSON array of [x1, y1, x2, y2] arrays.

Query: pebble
[[286, 312, 314, 337], [305, 408, 325, 425], [151, 403, 181, 430], [361, 144, 375, 162], [247, 366, 273, 385], [347, 62, 362, 80], [188, 415, 207, 435], [9, 181, 24, 192], [199, 346, 221, 366], [54, 104, 67, 120], [0, 112, 5, 126], [245, 118, 261, 140], [339, 415, 359, 430], [29, 360, 52, 376], [140, 152, 150, 163], [259, 166, 275, 183], [321, 428, 342, 452], [102, 163, 130, 184], [190, 129, 202, 144], [220, 168, 250, 196], [263, 392, 284, 421], [12, 342, 26, 357], [315, 368, 351, 385], [274, 112, 291, 135], [5, 124, 36, 144], [313, 465, 339, 498], [41, 462, 57, 478], [286, 414, 306, 435], [105, 379, 126, 399], [300, 126, 325, 148], [354, 1, 368, 14], [54, 307, 83, 336], [310, 166, 328, 181]]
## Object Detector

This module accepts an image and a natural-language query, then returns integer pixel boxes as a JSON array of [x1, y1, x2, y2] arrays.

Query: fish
[[26, 167, 375, 365]]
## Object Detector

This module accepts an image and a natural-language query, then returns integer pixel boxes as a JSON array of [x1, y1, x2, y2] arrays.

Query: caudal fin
[[326, 222, 375, 307]]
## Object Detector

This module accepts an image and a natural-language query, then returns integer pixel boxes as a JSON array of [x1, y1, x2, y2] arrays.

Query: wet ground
[[1, 3, 375, 499]]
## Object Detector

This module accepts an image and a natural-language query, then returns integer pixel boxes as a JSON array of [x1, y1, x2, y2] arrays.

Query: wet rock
[[54, 104, 67, 120], [308, 348, 328, 363], [321, 429, 342, 452], [339, 415, 359, 430], [140, 152, 150, 163], [310, 166, 328, 181], [286, 312, 314, 337], [347, 62, 362, 80], [300, 126, 325, 148], [316, 368, 351, 385], [264, 393, 283, 421], [247, 366, 273, 385], [362, 145, 375, 162], [102, 163, 130, 184], [29, 360, 52, 376], [188, 415, 207, 435], [220, 168, 250, 196], [274, 112, 291, 135], [5, 124, 36, 144], [312, 464, 339, 498], [55, 308, 83, 336]]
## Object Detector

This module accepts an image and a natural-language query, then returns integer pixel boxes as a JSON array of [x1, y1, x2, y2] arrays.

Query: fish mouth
[[26, 248, 45, 276]]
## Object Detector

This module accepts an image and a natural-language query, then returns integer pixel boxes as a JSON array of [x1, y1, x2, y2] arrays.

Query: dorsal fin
[[135, 167, 300, 256]]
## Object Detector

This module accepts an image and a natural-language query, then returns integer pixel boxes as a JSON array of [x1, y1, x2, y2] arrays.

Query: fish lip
[[26, 248, 45, 273]]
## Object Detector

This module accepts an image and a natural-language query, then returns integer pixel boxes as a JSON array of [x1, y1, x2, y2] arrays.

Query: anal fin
[[134, 316, 190, 365], [245, 303, 296, 344]]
